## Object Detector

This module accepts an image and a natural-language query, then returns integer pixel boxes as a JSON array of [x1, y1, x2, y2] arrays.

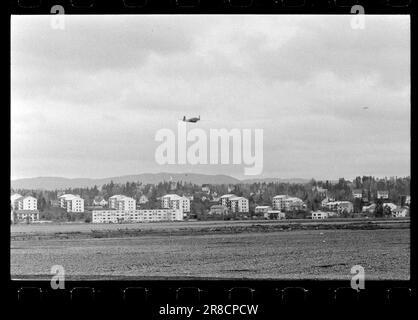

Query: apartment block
[[108, 195, 136, 211], [219, 194, 249, 213], [161, 194, 190, 214], [11, 195, 38, 211], [18, 196, 37, 211], [272, 195, 287, 210], [272, 195, 305, 211], [10, 193, 23, 209], [92, 209, 183, 223], [59, 194, 85, 213]]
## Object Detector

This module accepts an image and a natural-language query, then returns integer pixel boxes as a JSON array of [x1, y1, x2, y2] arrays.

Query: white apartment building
[[220, 194, 236, 207], [10, 193, 39, 223], [273, 195, 304, 211], [230, 197, 249, 213], [272, 195, 287, 210], [59, 194, 85, 212], [108, 195, 136, 211], [219, 194, 249, 213], [11, 194, 37, 211], [10, 193, 22, 209], [161, 194, 190, 214], [92, 209, 183, 224], [16, 196, 38, 211]]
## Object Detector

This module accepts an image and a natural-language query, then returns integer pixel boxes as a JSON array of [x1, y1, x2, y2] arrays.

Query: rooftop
[[220, 194, 236, 198]]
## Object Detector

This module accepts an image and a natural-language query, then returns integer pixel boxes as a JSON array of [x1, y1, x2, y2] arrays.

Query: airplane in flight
[[182, 115, 200, 123]]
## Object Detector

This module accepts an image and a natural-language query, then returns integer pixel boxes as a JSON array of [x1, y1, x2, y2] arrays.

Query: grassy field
[[10, 219, 410, 280]]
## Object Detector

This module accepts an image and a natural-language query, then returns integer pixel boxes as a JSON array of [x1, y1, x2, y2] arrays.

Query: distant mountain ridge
[[10, 173, 311, 190]]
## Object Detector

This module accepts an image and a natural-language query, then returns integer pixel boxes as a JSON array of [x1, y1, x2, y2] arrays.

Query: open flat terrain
[[11, 219, 410, 280]]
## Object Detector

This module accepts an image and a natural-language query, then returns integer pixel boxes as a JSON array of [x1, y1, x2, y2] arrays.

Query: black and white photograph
[[11, 14, 410, 281]]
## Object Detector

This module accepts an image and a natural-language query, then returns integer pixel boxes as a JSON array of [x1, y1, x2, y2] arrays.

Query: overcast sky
[[11, 15, 410, 181]]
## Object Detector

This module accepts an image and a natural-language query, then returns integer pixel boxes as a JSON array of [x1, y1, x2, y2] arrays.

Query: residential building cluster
[[209, 194, 304, 220], [90, 193, 189, 224], [10, 193, 39, 223], [11, 182, 410, 223]]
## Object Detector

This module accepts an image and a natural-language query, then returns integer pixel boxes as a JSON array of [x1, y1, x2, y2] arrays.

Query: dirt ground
[[11, 226, 410, 280]]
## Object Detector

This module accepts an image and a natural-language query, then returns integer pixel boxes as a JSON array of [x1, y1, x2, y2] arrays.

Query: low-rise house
[[92, 209, 183, 223], [138, 195, 149, 204], [255, 206, 272, 215], [311, 211, 329, 219], [383, 203, 397, 211], [312, 186, 327, 196], [352, 189, 363, 199], [93, 196, 108, 207], [377, 190, 389, 199], [265, 210, 285, 220], [209, 205, 229, 216], [321, 197, 335, 207], [322, 201, 353, 214], [50, 199, 60, 207], [362, 203, 376, 213], [14, 209, 40, 222], [392, 207, 409, 218], [202, 185, 211, 194]]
